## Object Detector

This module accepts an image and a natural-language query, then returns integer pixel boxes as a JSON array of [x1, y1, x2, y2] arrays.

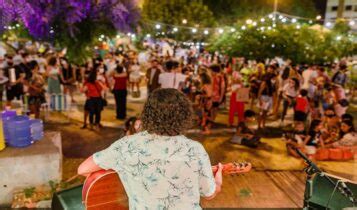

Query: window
[[331, 6, 338, 11], [345, 5, 352, 11]]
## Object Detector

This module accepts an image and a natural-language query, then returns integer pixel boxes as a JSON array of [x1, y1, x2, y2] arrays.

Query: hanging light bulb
[[336, 36, 342, 41], [218, 28, 224, 34], [279, 15, 283, 19], [241, 25, 246, 30], [267, 26, 272, 30], [349, 20, 355, 26], [325, 22, 332, 27], [252, 21, 257, 26], [296, 25, 301, 29], [173, 27, 178, 32], [316, 15, 322, 20], [230, 28, 236, 32], [282, 18, 287, 23], [246, 19, 253, 24], [192, 28, 197, 33], [182, 19, 187, 24], [291, 18, 297, 23], [268, 14, 274, 19], [260, 18, 265, 22], [309, 20, 313, 24], [146, 34, 151, 38], [204, 30, 209, 35], [155, 24, 161, 29]]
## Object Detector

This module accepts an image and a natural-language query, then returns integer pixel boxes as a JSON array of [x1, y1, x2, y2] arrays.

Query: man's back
[[93, 131, 215, 210]]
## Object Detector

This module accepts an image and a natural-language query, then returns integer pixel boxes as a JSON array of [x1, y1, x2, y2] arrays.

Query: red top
[[295, 96, 309, 113], [113, 75, 127, 90], [85, 81, 102, 98]]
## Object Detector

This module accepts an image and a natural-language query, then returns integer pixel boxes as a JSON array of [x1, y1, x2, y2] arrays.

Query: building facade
[[324, 0, 357, 30]]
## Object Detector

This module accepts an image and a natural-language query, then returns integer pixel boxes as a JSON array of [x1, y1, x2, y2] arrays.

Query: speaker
[[52, 185, 84, 210], [305, 173, 357, 210]]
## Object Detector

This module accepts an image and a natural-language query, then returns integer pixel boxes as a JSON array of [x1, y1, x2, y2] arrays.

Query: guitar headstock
[[212, 162, 252, 175]]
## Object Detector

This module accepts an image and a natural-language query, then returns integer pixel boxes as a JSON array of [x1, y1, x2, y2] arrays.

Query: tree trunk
[[337, 0, 345, 18]]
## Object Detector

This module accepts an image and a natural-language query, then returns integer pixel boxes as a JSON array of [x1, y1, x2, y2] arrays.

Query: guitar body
[[82, 162, 251, 210], [82, 170, 129, 210]]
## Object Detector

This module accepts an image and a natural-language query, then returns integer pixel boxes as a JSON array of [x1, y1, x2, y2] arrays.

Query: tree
[[141, 0, 215, 40], [203, 0, 318, 25]]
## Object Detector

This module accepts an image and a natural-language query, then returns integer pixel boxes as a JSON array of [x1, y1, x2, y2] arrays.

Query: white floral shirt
[[93, 131, 216, 210]]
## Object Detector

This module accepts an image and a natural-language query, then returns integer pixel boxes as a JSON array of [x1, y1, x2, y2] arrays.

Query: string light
[[291, 18, 297, 23], [155, 24, 161, 29], [281, 18, 287, 23], [325, 22, 332, 27], [316, 15, 322, 20], [252, 21, 257, 26], [192, 28, 197, 33], [241, 25, 246, 30], [260, 18, 265, 22], [336, 36, 342, 41], [230, 28, 236, 32], [349, 20, 355, 26], [173, 27, 178, 32], [204, 30, 209, 35], [268, 14, 274, 19], [146, 34, 151, 38], [309, 20, 313, 24], [182, 19, 187, 24], [246, 19, 253, 24], [296, 25, 301, 29], [218, 28, 224, 34]]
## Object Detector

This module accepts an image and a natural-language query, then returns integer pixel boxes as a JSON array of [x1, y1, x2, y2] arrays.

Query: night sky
[[313, 0, 328, 16]]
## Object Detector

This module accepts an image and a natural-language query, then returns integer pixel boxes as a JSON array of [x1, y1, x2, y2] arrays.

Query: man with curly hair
[[78, 88, 223, 210]]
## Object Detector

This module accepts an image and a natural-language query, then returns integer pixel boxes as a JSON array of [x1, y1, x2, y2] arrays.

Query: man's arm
[[78, 156, 103, 177]]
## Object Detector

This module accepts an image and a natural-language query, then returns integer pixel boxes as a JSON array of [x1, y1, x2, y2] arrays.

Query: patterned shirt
[[93, 131, 216, 210]]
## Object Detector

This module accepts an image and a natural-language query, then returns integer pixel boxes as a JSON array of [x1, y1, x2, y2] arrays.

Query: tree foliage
[[203, 0, 318, 25], [141, 0, 215, 40], [209, 22, 356, 64]]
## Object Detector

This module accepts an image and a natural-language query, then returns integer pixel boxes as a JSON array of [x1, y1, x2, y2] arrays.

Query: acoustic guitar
[[82, 162, 252, 210]]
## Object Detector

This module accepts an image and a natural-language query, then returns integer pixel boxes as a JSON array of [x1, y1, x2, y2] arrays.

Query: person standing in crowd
[[27, 61, 45, 118], [82, 71, 106, 130], [198, 72, 213, 135], [145, 59, 162, 94], [331, 63, 348, 87], [159, 60, 186, 90], [257, 73, 274, 130], [5, 56, 26, 107], [280, 78, 299, 125], [78, 88, 223, 209], [128, 59, 142, 96], [60, 58, 76, 103], [46, 57, 62, 95], [210, 64, 225, 120], [228, 72, 245, 127], [111, 65, 128, 120]]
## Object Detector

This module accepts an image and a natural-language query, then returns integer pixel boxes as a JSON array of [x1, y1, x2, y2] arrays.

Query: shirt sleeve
[[196, 143, 216, 197], [93, 137, 127, 170]]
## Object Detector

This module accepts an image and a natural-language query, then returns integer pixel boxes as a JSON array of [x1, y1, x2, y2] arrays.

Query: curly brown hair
[[141, 88, 194, 136]]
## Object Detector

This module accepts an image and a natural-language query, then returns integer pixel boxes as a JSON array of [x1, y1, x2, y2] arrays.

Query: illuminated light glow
[[192, 28, 197, 33], [246, 19, 253, 24], [291, 18, 297, 23], [316, 15, 322, 20], [281, 18, 287, 23], [267, 26, 272, 30], [309, 20, 313, 24], [272, 23, 276, 27], [98, 37, 102, 41], [260, 26, 265, 31], [260, 18, 265, 22], [161, 32, 165, 35], [230, 28, 236, 32], [252, 21, 257, 26], [50, 30, 54, 33], [100, 34, 105, 38], [173, 27, 178, 32], [325, 22, 332, 27], [182, 19, 187, 24], [279, 15, 283, 19], [16, 23, 20, 27], [349, 20, 355, 26], [336, 36, 342, 41], [268, 14, 274, 19], [127, 32, 131, 36], [218, 28, 224, 34], [241, 25, 246, 30], [116, 34, 121, 39], [146, 34, 151, 38], [204, 30, 209, 35], [272, 44, 275, 48], [155, 24, 161, 29], [131, 34, 136, 38], [296, 25, 301, 29]]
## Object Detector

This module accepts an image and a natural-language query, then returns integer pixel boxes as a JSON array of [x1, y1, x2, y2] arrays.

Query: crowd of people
[[0, 39, 356, 159]]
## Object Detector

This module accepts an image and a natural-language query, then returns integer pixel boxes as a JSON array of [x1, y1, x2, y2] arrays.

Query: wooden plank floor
[[201, 170, 306, 208]]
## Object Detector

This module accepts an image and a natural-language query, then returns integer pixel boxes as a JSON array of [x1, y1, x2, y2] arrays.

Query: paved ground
[[40, 89, 356, 208]]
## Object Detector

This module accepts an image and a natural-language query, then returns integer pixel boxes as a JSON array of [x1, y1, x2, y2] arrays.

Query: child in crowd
[[231, 110, 261, 148], [125, 117, 142, 136], [284, 121, 309, 158], [305, 119, 325, 158], [294, 89, 310, 122]]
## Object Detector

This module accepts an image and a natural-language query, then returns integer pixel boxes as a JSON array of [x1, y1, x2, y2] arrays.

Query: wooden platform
[[201, 170, 306, 208]]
